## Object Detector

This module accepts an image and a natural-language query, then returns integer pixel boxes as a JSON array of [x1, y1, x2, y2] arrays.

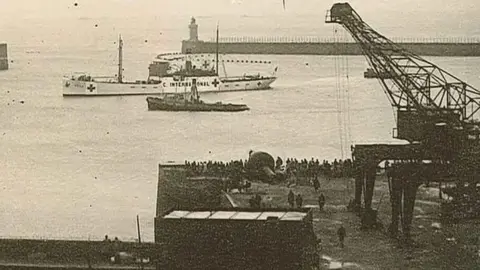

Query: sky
[[0, 0, 477, 19], [0, 0, 479, 38]]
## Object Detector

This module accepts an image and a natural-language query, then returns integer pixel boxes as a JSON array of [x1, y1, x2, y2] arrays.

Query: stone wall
[[0, 239, 157, 267]]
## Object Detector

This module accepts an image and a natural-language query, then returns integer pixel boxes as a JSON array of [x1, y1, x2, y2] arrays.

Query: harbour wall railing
[[208, 36, 480, 44]]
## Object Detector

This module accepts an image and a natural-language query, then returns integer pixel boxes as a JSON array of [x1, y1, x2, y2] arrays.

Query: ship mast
[[117, 35, 123, 83], [215, 24, 219, 76]]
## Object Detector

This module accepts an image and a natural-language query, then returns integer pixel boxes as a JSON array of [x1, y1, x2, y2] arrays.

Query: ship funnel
[[246, 151, 285, 183]]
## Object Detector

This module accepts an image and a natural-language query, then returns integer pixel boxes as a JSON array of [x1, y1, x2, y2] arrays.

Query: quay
[[0, 238, 157, 270], [0, 263, 155, 270]]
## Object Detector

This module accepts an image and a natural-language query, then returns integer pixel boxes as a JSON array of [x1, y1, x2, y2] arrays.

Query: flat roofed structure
[[155, 207, 318, 269]]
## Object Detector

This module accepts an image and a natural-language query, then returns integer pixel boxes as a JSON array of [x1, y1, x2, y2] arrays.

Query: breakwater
[[181, 39, 480, 57]]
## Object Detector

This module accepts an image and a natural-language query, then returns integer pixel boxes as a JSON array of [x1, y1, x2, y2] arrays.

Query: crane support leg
[[388, 167, 421, 240], [354, 169, 364, 211], [402, 179, 420, 240], [361, 167, 379, 229], [388, 175, 402, 238], [364, 168, 376, 210], [352, 144, 430, 235]]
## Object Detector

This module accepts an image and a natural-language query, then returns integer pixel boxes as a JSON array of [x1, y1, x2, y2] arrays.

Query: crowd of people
[[184, 160, 248, 192], [281, 157, 354, 180], [184, 156, 354, 182], [184, 160, 246, 179]]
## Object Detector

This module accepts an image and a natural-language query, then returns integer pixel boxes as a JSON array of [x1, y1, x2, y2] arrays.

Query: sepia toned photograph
[[1, 0, 480, 269]]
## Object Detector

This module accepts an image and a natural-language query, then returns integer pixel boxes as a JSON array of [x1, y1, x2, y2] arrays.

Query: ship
[[63, 27, 277, 97], [146, 79, 249, 112]]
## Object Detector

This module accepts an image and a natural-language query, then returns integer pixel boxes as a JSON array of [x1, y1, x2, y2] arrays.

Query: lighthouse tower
[[189, 17, 199, 41]]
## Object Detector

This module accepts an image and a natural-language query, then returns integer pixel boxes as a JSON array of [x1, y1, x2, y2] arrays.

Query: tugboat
[[146, 78, 249, 112]]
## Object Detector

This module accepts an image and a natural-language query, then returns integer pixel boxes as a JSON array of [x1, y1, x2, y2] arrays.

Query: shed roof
[[163, 210, 307, 221]]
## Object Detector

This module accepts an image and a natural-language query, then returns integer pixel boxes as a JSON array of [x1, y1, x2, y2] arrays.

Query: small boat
[[146, 80, 249, 112], [363, 68, 395, 79]]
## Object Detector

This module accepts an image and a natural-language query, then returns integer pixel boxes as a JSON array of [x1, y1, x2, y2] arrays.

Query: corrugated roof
[[209, 211, 237, 219], [184, 211, 213, 219], [163, 210, 307, 221], [257, 212, 286, 220], [164, 210, 190, 219], [282, 212, 308, 220], [230, 212, 262, 220]]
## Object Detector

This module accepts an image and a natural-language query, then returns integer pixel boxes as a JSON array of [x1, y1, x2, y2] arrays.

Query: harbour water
[[1, 1, 480, 242]]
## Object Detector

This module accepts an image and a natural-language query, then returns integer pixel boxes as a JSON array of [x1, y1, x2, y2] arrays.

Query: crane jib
[[326, 3, 480, 140], [325, 2, 480, 240]]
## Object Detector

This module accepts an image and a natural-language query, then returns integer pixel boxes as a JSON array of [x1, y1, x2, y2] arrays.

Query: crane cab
[[326, 3, 354, 23], [395, 108, 462, 143]]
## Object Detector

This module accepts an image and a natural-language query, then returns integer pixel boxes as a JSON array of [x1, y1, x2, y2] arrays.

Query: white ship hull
[[62, 75, 276, 96]]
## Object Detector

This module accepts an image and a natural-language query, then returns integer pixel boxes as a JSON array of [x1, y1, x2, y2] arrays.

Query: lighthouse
[[189, 17, 199, 41]]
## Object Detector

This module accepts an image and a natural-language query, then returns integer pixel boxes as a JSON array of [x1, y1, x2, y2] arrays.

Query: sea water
[[1, 0, 480, 241]]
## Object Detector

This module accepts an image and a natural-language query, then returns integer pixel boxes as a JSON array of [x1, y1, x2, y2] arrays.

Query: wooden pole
[[137, 215, 144, 270], [118, 35, 123, 83], [137, 215, 142, 244], [216, 24, 219, 76]]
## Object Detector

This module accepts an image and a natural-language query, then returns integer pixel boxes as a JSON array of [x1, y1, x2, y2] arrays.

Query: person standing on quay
[[295, 194, 303, 208], [288, 190, 295, 207], [337, 225, 346, 248], [318, 193, 326, 211], [313, 176, 320, 192]]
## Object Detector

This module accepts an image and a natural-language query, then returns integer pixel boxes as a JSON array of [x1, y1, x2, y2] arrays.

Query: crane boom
[[326, 3, 480, 143], [323, 2, 480, 235]]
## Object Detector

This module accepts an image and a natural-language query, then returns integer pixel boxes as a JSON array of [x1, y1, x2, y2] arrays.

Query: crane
[[325, 3, 480, 240], [326, 3, 480, 138]]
